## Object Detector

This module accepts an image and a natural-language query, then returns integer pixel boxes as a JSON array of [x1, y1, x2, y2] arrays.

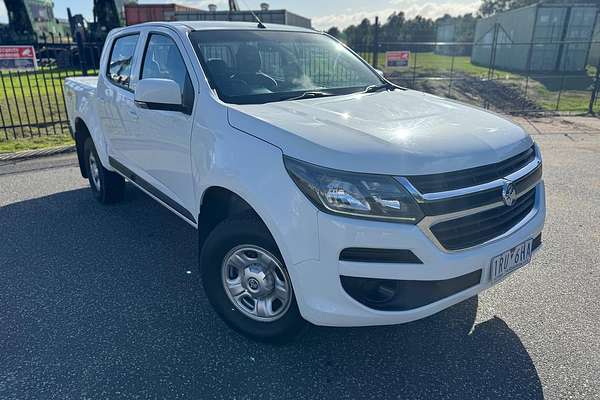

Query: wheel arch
[[198, 186, 275, 254]]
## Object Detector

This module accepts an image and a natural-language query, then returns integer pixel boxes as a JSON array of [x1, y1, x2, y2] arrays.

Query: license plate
[[490, 239, 533, 283]]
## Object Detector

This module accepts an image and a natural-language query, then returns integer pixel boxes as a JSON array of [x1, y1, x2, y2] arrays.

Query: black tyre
[[83, 137, 125, 204], [200, 216, 306, 342]]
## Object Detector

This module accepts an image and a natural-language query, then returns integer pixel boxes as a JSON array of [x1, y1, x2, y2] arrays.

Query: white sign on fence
[[385, 51, 410, 70], [0, 46, 38, 70]]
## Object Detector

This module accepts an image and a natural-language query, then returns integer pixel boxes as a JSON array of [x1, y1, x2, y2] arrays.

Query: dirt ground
[[510, 115, 600, 136], [388, 72, 544, 113]]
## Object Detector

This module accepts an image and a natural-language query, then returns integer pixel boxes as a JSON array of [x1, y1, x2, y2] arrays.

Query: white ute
[[64, 21, 546, 342]]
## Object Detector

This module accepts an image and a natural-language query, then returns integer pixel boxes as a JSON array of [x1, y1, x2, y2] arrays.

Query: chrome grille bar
[[396, 144, 543, 252]]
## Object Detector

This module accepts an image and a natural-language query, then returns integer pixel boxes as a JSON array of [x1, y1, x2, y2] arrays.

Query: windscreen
[[189, 30, 382, 104]]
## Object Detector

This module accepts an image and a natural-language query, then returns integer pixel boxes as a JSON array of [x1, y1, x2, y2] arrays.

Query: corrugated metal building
[[175, 9, 311, 29], [588, 20, 600, 66], [471, 3, 599, 72]]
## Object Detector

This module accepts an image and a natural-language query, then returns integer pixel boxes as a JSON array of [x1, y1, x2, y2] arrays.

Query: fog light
[[345, 278, 399, 306], [340, 270, 482, 311]]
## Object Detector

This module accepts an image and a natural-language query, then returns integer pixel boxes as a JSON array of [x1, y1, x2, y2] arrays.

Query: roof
[[128, 20, 315, 33], [478, 2, 600, 20]]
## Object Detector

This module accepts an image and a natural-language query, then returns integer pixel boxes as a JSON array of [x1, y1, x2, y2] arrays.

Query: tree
[[343, 18, 373, 48], [356, 18, 372, 45], [339, 12, 436, 47], [479, 0, 538, 16], [403, 15, 436, 42], [327, 27, 341, 39], [344, 24, 357, 46], [436, 13, 477, 42], [383, 11, 405, 42]]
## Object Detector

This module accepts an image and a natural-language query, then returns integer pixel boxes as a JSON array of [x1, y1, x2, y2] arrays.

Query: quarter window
[[107, 34, 139, 89]]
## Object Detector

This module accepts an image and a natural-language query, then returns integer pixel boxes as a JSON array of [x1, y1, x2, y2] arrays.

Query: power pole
[[372, 16, 379, 69]]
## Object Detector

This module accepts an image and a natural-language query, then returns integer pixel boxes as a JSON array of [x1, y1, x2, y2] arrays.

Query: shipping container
[[436, 23, 457, 55], [175, 9, 311, 29], [587, 19, 600, 67], [125, 3, 201, 25], [471, 3, 599, 72]]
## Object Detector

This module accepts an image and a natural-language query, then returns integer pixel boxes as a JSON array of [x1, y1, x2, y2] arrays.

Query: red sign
[[386, 51, 410, 68], [0, 46, 37, 70]]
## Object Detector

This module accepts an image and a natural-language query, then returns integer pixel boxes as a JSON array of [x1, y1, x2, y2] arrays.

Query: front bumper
[[288, 182, 546, 327]]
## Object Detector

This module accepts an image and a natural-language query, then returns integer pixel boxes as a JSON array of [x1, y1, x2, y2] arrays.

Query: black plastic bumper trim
[[532, 233, 542, 252], [340, 269, 482, 311], [339, 248, 423, 264]]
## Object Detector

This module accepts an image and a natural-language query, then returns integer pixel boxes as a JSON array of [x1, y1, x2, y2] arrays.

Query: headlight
[[284, 156, 424, 223]]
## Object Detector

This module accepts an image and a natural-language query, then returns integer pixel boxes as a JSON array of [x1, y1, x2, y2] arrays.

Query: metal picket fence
[[0, 34, 102, 142]]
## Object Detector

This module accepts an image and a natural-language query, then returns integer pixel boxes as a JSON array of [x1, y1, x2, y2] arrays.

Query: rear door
[[122, 28, 197, 221], [98, 33, 142, 162]]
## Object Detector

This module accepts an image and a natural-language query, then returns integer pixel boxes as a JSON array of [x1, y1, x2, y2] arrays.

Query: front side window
[[190, 30, 383, 104], [141, 34, 194, 112], [107, 34, 139, 89]]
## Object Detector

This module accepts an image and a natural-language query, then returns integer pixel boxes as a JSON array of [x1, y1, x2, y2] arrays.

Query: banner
[[0, 46, 38, 70], [385, 51, 410, 69]]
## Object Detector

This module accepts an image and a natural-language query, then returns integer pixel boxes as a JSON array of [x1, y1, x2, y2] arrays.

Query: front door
[[124, 31, 197, 220]]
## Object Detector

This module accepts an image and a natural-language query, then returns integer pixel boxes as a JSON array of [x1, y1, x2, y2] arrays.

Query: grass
[[0, 132, 73, 153]]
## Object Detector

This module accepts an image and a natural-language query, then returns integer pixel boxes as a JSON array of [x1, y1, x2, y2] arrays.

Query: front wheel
[[200, 216, 306, 342]]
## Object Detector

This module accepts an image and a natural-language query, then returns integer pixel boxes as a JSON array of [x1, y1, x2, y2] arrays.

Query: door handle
[[128, 109, 139, 120]]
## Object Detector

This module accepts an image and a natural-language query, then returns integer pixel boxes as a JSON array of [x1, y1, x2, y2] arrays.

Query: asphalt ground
[[1, 133, 599, 399]]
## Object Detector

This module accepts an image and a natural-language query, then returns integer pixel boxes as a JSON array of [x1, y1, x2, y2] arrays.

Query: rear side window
[[107, 34, 139, 90], [141, 34, 195, 112]]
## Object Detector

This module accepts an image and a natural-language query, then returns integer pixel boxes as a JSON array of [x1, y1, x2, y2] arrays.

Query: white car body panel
[[228, 90, 533, 175], [295, 184, 545, 326], [64, 21, 546, 327]]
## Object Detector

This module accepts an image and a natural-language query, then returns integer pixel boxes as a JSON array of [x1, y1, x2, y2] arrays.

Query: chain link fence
[[2, 31, 600, 144], [351, 37, 600, 115]]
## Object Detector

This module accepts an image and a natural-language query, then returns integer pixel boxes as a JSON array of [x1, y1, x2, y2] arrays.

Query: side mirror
[[135, 78, 183, 112], [375, 69, 384, 76]]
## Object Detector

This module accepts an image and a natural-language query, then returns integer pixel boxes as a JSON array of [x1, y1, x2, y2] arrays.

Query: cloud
[[312, 1, 479, 30]]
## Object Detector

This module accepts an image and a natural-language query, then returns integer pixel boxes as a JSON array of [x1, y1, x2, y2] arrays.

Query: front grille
[[419, 164, 541, 216], [406, 145, 536, 194], [430, 188, 537, 251]]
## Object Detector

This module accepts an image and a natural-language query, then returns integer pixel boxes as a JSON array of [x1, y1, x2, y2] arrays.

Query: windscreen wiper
[[285, 91, 337, 101], [363, 82, 398, 93]]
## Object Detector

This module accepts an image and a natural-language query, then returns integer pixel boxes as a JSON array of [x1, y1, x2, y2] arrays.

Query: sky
[[0, 0, 480, 30]]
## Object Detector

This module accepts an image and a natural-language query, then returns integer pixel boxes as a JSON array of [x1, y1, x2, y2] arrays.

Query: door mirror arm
[[134, 100, 189, 114]]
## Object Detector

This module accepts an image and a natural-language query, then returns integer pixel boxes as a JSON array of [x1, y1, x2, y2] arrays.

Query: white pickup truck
[[64, 21, 545, 342]]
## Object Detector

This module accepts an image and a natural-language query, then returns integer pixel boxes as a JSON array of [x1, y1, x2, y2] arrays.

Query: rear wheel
[[200, 216, 306, 342], [84, 137, 124, 204]]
